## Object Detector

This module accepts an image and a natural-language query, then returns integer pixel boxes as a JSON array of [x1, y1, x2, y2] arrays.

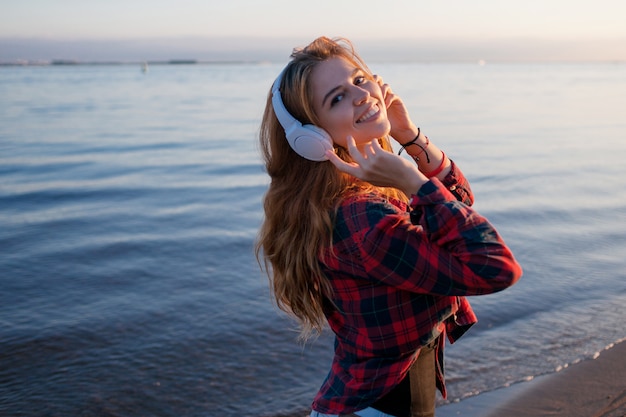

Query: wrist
[[398, 127, 430, 161], [400, 165, 428, 198], [423, 152, 450, 178], [392, 125, 419, 145]]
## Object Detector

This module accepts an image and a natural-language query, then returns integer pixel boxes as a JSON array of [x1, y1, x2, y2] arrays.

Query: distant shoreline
[[3, 36, 626, 66], [1, 59, 625, 67], [0, 59, 276, 67]]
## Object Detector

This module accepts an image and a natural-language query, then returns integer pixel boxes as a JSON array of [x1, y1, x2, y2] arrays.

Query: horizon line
[[2, 58, 625, 67], [2, 36, 626, 64]]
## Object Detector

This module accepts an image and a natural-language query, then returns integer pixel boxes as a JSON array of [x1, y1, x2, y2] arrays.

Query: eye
[[354, 75, 366, 85], [330, 93, 344, 106]]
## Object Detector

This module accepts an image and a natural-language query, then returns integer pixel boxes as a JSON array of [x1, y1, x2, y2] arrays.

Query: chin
[[360, 124, 390, 140]]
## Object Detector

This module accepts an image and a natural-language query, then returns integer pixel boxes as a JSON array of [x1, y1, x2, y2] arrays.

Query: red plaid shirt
[[312, 161, 522, 414]]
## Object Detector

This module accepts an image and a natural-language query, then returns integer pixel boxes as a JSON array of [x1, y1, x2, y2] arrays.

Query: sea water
[[1, 61, 625, 417]]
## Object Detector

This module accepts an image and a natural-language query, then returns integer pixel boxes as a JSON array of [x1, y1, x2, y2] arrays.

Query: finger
[[362, 140, 377, 158], [370, 138, 383, 152], [324, 149, 344, 166], [325, 149, 360, 175], [345, 135, 366, 163], [324, 148, 348, 167], [363, 139, 386, 162], [384, 88, 396, 109], [379, 84, 390, 104]]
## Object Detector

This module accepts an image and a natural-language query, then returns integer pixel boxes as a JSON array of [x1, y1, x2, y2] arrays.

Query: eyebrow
[[322, 68, 361, 107]]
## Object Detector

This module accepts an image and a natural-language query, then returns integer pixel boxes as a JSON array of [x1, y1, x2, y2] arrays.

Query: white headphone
[[271, 68, 333, 161]]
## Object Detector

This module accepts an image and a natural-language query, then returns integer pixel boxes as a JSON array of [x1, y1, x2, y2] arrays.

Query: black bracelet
[[397, 127, 431, 163]]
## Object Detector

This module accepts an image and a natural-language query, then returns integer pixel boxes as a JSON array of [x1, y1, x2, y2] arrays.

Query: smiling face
[[310, 57, 390, 149]]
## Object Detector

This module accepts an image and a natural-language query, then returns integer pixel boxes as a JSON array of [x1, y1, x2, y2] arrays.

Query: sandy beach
[[437, 340, 626, 417]]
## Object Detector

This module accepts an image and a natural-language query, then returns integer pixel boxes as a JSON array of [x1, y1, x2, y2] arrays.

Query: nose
[[352, 85, 370, 105]]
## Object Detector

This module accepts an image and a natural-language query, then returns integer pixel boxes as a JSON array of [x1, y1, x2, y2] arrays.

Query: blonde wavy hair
[[256, 37, 406, 339]]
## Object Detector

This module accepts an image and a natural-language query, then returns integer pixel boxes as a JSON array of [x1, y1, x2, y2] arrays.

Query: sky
[[1, 0, 625, 62]]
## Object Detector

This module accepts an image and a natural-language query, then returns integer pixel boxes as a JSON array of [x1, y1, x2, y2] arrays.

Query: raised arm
[[333, 182, 521, 296], [377, 76, 453, 183]]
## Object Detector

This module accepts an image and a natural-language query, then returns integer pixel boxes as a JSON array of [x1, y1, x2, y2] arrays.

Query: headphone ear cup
[[288, 124, 333, 161], [271, 68, 333, 161]]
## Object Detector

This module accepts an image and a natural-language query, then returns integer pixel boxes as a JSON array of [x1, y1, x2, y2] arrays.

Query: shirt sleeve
[[353, 178, 522, 296], [440, 160, 474, 206]]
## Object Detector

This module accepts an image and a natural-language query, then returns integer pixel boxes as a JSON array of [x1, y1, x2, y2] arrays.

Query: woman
[[256, 37, 522, 417]]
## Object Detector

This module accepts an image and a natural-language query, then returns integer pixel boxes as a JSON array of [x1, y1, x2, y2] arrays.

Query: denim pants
[[310, 407, 396, 417]]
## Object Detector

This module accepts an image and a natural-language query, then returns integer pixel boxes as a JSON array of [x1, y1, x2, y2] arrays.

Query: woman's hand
[[325, 136, 428, 197], [375, 75, 418, 144]]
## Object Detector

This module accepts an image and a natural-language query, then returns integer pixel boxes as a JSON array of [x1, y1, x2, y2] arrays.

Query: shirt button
[[449, 185, 457, 191]]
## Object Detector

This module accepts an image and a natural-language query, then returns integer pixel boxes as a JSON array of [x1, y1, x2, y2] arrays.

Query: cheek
[[321, 114, 353, 146]]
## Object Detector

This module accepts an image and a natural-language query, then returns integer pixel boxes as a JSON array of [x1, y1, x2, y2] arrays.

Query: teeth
[[358, 105, 378, 123]]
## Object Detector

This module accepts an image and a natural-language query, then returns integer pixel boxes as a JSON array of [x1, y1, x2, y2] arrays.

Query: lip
[[356, 103, 381, 123]]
